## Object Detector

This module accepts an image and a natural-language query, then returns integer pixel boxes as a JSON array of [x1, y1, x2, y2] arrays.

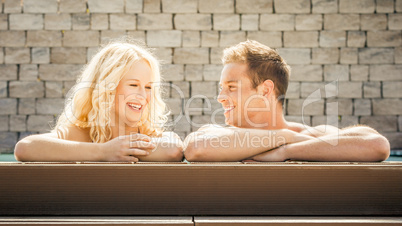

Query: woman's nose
[[136, 86, 147, 98], [128, 88, 147, 103], [135, 91, 146, 102]]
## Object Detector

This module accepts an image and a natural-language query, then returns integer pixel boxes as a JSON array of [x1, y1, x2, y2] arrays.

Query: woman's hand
[[99, 133, 156, 162]]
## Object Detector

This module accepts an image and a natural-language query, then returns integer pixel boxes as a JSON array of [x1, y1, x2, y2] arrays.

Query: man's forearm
[[282, 133, 390, 162], [184, 127, 299, 162], [252, 126, 390, 162]]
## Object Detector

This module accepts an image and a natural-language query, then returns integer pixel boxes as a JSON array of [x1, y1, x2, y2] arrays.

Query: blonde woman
[[14, 40, 183, 162]]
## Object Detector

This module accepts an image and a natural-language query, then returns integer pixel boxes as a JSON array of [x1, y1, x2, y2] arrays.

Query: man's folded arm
[[183, 125, 309, 162], [252, 125, 390, 162]]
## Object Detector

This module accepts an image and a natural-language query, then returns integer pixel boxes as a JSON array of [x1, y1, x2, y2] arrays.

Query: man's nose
[[217, 90, 226, 103]]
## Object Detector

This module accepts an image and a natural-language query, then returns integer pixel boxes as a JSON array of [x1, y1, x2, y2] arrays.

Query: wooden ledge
[[0, 216, 402, 225], [194, 216, 402, 225], [0, 216, 193, 225], [0, 162, 401, 216]]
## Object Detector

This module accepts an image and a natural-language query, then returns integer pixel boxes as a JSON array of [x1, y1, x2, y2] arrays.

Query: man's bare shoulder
[[197, 124, 228, 131], [286, 122, 310, 133], [286, 121, 340, 137]]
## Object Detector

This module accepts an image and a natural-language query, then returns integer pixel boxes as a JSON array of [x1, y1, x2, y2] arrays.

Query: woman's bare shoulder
[[55, 126, 92, 142]]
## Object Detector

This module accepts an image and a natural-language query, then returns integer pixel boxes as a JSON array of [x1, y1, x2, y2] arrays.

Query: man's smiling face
[[217, 63, 268, 128]]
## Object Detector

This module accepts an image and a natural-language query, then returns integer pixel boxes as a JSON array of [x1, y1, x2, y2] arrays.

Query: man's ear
[[261, 79, 275, 97]]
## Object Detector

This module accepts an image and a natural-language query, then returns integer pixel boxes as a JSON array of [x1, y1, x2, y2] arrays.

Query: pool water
[[387, 156, 402, 161], [0, 154, 17, 162], [1, 154, 402, 162]]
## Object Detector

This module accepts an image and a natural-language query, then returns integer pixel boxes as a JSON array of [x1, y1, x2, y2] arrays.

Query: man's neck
[[242, 103, 289, 131]]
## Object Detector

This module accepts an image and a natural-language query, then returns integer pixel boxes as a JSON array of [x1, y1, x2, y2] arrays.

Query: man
[[184, 40, 390, 162]]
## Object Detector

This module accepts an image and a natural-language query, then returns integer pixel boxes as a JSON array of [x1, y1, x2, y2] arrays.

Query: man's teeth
[[224, 106, 234, 111], [128, 103, 141, 110]]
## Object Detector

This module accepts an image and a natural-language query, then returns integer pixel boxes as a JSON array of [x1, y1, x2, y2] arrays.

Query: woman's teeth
[[128, 103, 142, 110]]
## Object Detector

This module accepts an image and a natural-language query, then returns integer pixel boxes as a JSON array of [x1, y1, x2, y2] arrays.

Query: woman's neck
[[111, 123, 139, 139]]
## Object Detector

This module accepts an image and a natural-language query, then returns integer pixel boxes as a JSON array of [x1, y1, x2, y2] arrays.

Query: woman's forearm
[[14, 134, 102, 162], [138, 135, 183, 162], [15, 132, 184, 162]]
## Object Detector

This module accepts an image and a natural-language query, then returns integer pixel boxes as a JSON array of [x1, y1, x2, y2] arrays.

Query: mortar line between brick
[[7, 12, 9, 30], [233, 0, 236, 14], [172, 13, 175, 30]]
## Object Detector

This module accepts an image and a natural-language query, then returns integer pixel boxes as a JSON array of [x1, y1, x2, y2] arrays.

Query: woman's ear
[[262, 79, 275, 97]]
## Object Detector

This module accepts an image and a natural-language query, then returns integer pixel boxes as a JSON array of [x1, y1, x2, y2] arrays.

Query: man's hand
[[249, 125, 390, 162], [247, 145, 287, 162], [247, 132, 314, 162]]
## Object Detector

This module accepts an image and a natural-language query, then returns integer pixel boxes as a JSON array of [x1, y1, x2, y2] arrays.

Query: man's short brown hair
[[222, 40, 291, 104]]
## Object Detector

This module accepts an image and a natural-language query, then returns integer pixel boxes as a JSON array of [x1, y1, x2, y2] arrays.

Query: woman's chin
[[119, 117, 141, 127], [127, 120, 141, 127]]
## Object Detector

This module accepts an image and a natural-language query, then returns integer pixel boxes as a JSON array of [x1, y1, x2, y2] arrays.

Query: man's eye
[[228, 86, 236, 90]]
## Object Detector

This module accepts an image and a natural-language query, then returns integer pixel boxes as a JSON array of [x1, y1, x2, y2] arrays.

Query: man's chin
[[224, 117, 239, 128]]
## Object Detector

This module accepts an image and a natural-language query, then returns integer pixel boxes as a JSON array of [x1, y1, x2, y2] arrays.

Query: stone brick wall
[[0, 0, 401, 153]]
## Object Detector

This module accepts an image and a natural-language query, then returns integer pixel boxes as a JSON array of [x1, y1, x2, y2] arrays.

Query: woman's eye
[[145, 86, 152, 90], [130, 84, 138, 87]]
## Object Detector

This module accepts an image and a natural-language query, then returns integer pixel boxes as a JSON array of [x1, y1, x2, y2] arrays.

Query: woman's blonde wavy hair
[[54, 39, 168, 143]]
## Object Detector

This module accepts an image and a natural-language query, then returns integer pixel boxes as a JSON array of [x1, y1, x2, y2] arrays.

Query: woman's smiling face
[[114, 59, 153, 127]]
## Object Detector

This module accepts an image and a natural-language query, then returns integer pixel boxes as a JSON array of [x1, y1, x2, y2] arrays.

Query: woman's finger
[[128, 148, 149, 156], [242, 159, 258, 162], [123, 156, 139, 162], [130, 141, 155, 149], [129, 133, 152, 142]]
